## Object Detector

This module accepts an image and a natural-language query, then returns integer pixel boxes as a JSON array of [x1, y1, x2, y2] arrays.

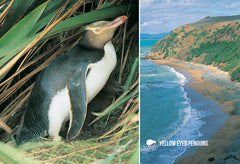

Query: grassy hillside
[[146, 15, 240, 82]]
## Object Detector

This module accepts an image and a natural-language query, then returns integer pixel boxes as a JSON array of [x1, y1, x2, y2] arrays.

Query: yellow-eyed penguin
[[16, 16, 128, 145]]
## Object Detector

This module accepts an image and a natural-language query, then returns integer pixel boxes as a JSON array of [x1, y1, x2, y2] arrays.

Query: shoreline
[[151, 59, 240, 163], [173, 68, 228, 160]]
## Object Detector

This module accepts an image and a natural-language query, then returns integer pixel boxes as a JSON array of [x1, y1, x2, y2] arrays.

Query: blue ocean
[[140, 39, 217, 163]]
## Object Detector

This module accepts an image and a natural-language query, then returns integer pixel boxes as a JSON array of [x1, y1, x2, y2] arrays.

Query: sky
[[141, 0, 240, 34]]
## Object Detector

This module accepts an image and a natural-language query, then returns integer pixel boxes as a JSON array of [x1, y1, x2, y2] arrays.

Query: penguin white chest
[[48, 87, 71, 139], [86, 41, 117, 103]]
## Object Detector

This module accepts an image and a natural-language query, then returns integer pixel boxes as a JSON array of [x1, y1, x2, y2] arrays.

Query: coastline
[[152, 59, 240, 163]]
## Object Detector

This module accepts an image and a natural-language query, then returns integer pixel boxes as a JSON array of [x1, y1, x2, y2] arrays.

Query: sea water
[[140, 39, 213, 163]]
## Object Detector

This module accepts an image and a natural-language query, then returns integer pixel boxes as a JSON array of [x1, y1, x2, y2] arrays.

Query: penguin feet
[[49, 135, 63, 142], [53, 135, 63, 142]]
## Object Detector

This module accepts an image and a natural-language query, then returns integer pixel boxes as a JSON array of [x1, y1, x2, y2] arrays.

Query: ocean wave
[[140, 83, 178, 90], [163, 105, 192, 141], [158, 67, 192, 141], [141, 99, 193, 153], [141, 74, 159, 77], [161, 65, 187, 85]]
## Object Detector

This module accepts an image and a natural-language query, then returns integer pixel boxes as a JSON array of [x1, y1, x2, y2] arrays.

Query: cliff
[[145, 15, 240, 82]]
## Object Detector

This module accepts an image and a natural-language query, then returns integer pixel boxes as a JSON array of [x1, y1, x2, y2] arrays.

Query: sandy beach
[[152, 59, 240, 164]]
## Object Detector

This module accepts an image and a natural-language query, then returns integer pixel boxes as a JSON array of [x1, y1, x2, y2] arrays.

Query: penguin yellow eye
[[94, 28, 102, 34]]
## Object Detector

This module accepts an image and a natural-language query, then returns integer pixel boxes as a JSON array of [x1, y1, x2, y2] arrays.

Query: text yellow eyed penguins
[[16, 16, 128, 145]]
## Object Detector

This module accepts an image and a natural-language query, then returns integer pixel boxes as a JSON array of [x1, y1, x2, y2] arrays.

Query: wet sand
[[152, 59, 240, 164]]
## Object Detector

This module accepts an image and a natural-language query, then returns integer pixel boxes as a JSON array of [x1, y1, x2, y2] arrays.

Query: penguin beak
[[105, 16, 128, 30]]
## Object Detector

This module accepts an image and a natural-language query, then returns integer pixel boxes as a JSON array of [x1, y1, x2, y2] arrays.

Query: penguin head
[[82, 16, 128, 49]]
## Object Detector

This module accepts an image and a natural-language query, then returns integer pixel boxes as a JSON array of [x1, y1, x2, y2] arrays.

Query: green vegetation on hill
[[190, 38, 240, 71], [152, 31, 178, 59], [147, 15, 240, 82], [231, 67, 240, 82]]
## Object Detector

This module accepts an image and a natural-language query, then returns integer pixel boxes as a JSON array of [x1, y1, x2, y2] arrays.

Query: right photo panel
[[140, 0, 240, 164]]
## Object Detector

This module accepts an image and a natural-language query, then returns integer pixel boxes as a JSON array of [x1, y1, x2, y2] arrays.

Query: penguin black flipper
[[66, 69, 88, 141]]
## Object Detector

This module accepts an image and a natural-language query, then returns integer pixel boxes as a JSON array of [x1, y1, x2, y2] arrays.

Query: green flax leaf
[[0, 1, 48, 48]]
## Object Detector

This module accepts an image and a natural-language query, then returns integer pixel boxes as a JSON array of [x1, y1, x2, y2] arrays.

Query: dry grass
[[17, 125, 138, 163]]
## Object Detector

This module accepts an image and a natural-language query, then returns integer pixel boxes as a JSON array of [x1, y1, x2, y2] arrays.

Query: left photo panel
[[0, 0, 139, 163]]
